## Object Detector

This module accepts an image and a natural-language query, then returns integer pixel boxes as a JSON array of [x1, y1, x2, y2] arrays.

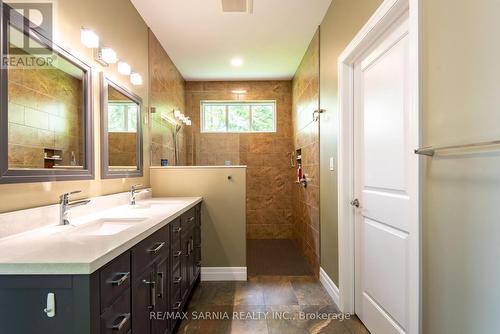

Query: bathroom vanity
[[0, 196, 202, 334]]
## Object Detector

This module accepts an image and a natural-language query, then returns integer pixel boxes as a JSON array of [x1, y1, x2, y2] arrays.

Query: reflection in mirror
[[8, 51, 85, 170], [101, 74, 143, 178], [1, 4, 93, 184], [107, 86, 138, 169]]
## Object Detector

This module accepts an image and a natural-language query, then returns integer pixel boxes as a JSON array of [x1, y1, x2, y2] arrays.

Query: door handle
[[350, 198, 360, 208], [142, 279, 156, 309], [172, 301, 182, 311], [174, 276, 182, 284], [147, 242, 166, 254], [108, 272, 130, 286], [110, 313, 130, 331], [157, 272, 164, 299]]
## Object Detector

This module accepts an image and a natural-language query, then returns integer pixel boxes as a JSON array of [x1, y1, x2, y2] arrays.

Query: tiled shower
[[148, 30, 321, 276]]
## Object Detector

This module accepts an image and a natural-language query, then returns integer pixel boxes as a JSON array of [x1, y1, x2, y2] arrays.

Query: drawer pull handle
[[111, 313, 131, 331], [174, 227, 182, 233], [173, 302, 182, 311], [147, 242, 166, 254], [109, 272, 130, 286], [173, 250, 182, 257], [187, 216, 195, 222], [157, 271, 164, 299], [142, 280, 156, 309], [174, 276, 182, 284]]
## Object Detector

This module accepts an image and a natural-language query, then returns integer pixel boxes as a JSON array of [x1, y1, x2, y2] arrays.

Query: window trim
[[200, 100, 277, 133]]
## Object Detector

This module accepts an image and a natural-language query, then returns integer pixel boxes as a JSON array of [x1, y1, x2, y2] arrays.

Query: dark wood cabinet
[[0, 202, 202, 334]]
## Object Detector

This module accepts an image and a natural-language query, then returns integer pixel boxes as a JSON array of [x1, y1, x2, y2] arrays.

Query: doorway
[[338, 0, 420, 333]]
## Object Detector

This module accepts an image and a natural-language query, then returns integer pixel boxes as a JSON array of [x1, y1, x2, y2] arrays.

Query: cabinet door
[[132, 269, 154, 334], [153, 256, 170, 334], [181, 234, 190, 301], [100, 289, 131, 334], [193, 205, 202, 279]]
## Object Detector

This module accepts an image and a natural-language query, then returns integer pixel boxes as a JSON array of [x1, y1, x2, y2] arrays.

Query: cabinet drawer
[[100, 252, 131, 312], [132, 226, 169, 277], [181, 207, 196, 225], [101, 289, 131, 334]]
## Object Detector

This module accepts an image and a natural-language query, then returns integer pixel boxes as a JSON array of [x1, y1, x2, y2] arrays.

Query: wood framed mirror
[[100, 73, 143, 179], [0, 3, 94, 184]]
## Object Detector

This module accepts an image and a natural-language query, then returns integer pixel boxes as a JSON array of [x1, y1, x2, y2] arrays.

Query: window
[[201, 101, 276, 133], [108, 102, 138, 132]]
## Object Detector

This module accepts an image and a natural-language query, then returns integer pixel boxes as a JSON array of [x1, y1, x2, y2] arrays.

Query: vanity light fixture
[[80, 28, 99, 48], [130, 72, 143, 85], [232, 89, 247, 94], [100, 47, 118, 64], [231, 57, 243, 67], [117, 61, 131, 75]]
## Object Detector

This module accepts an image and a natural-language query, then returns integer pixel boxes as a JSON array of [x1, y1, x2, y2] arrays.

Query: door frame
[[337, 0, 421, 333]]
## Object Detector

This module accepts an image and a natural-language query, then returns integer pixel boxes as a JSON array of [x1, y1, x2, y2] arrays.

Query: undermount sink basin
[[131, 202, 180, 210], [73, 217, 148, 236]]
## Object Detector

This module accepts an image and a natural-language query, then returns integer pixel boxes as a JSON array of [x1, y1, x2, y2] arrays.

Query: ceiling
[[131, 0, 332, 81]]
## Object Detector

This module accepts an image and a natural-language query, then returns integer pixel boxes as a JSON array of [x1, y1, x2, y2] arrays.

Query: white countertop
[[0, 197, 202, 275]]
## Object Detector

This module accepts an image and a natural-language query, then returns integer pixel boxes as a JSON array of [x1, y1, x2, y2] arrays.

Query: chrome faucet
[[130, 184, 149, 205], [59, 191, 90, 226]]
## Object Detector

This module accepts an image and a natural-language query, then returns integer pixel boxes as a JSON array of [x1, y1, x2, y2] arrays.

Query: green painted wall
[[318, 0, 383, 286], [422, 0, 500, 332]]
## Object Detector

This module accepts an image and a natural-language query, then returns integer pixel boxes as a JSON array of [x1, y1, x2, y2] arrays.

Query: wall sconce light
[[174, 110, 182, 119], [117, 61, 131, 75], [100, 47, 118, 64], [186, 119, 192, 126], [80, 28, 99, 48], [130, 72, 143, 85]]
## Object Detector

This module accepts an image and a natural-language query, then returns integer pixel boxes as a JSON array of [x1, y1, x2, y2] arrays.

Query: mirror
[[0, 3, 93, 184], [100, 74, 143, 178]]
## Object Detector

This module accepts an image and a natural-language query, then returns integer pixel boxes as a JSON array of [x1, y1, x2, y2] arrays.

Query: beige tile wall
[[184, 81, 295, 239], [108, 132, 137, 166], [7, 67, 83, 168], [148, 31, 186, 166], [292, 30, 321, 276]]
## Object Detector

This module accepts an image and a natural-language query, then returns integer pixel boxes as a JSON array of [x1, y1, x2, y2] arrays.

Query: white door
[[353, 13, 416, 334]]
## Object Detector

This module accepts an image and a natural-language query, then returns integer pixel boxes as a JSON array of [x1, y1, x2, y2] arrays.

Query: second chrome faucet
[[59, 191, 90, 226], [130, 184, 150, 205]]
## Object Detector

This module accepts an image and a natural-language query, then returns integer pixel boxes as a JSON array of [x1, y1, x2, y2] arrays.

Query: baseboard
[[320, 267, 340, 307], [201, 267, 247, 281]]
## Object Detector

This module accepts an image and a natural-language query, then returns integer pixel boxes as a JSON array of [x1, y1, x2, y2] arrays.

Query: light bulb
[[130, 72, 143, 85], [81, 28, 99, 48], [117, 61, 131, 75], [101, 47, 117, 64]]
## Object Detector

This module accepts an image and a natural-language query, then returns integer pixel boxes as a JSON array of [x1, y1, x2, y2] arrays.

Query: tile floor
[[177, 276, 369, 334], [247, 239, 312, 276]]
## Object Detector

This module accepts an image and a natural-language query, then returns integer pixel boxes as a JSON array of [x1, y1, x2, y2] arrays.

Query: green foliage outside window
[[202, 101, 276, 133]]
